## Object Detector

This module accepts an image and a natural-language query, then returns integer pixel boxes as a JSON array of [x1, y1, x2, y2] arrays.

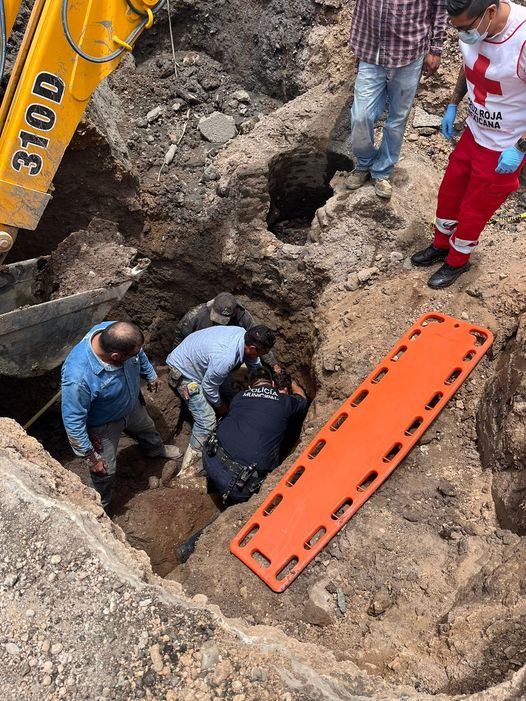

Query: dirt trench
[[2, 1, 526, 700]]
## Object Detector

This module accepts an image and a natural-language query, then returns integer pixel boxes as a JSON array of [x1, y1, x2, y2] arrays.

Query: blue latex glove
[[441, 104, 457, 140], [496, 146, 525, 174]]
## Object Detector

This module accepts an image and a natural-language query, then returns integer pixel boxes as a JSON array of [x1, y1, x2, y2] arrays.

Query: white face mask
[[459, 7, 490, 44]]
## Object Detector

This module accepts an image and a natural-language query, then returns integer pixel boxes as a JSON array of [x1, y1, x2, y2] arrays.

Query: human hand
[[496, 146, 524, 174], [273, 363, 282, 373], [216, 402, 229, 417], [423, 53, 441, 78], [291, 381, 307, 399], [147, 378, 161, 393], [441, 104, 458, 140], [90, 457, 107, 475]]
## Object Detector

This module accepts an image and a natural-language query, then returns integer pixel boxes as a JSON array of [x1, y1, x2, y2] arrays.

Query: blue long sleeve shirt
[[61, 321, 157, 456], [166, 325, 260, 407]]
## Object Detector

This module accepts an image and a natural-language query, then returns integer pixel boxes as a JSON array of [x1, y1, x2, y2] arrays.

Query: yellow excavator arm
[[0, 0, 166, 376], [3, 0, 22, 40], [0, 0, 163, 258]]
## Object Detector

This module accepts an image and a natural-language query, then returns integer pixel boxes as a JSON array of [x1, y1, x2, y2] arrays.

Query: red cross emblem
[[464, 55, 503, 107]]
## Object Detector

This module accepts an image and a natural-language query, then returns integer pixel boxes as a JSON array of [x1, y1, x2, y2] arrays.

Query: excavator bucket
[[0, 258, 149, 377], [0, 0, 164, 378]]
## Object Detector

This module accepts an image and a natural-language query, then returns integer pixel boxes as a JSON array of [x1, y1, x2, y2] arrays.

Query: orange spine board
[[230, 312, 494, 592]]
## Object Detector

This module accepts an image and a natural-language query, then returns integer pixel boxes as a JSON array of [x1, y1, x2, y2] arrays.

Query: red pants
[[433, 128, 524, 267]]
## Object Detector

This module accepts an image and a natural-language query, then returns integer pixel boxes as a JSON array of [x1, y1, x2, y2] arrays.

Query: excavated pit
[[267, 147, 353, 244], [2, 1, 526, 699], [0, 288, 316, 579]]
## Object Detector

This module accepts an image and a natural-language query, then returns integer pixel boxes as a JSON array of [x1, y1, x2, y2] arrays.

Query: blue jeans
[[177, 377, 216, 450], [350, 55, 424, 179]]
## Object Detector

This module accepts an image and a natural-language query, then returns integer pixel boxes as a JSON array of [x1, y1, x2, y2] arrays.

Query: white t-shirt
[[461, 0, 526, 150]]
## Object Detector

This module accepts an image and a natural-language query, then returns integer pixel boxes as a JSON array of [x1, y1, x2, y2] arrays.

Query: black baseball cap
[[210, 292, 237, 325]]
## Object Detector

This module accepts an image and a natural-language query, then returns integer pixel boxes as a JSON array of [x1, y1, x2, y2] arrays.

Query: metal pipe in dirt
[[24, 389, 62, 430]]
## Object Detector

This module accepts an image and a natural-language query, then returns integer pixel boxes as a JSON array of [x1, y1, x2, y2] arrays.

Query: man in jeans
[[347, 0, 448, 199], [61, 321, 181, 510], [166, 325, 276, 476]]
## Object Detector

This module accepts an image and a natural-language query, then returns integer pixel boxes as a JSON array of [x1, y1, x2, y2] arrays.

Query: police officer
[[203, 366, 307, 505]]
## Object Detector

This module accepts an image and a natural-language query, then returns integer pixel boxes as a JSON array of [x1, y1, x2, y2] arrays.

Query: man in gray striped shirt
[[347, 0, 448, 199]]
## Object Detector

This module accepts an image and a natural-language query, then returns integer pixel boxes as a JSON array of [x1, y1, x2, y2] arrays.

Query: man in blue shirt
[[61, 321, 180, 510], [203, 366, 307, 505], [172, 291, 280, 370], [166, 325, 276, 475]]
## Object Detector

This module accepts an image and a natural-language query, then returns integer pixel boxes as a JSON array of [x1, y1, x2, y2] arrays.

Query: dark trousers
[[202, 451, 252, 505]]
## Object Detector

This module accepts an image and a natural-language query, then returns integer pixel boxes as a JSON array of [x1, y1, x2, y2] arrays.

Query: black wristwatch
[[515, 137, 526, 153]]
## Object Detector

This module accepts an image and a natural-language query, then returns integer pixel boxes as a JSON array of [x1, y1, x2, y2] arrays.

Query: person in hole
[[202, 366, 307, 506], [172, 291, 280, 371], [61, 321, 181, 511], [166, 325, 276, 476]]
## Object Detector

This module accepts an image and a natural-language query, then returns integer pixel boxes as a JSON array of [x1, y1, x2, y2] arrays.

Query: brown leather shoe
[[346, 169, 370, 190], [373, 178, 392, 199]]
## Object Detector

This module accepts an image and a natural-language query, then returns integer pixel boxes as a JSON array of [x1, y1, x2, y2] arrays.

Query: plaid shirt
[[349, 0, 447, 69]]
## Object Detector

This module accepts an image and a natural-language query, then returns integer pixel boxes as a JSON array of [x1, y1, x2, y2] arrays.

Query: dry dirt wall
[[174, 135, 526, 698], [1, 417, 525, 701]]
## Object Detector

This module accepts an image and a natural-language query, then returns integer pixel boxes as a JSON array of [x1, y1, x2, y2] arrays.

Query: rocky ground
[[1, 419, 355, 701], [1, 0, 526, 699], [173, 147, 526, 697]]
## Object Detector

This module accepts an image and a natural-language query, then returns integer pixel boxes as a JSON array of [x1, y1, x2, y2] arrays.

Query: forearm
[[201, 374, 222, 407], [138, 349, 157, 382], [291, 381, 306, 399], [61, 384, 93, 455], [429, 1, 447, 55], [172, 327, 185, 348], [64, 425, 93, 456], [261, 350, 278, 368], [450, 67, 467, 105]]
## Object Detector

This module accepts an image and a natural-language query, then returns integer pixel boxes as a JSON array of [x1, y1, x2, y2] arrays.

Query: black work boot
[[428, 263, 470, 289], [175, 529, 204, 564], [411, 245, 448, 267]]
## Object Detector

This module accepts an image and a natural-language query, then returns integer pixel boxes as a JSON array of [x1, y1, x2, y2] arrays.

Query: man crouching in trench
[[202, 366, 307, 506]]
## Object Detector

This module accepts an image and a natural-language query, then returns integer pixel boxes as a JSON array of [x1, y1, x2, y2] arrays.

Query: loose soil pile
[[37, 218, 147, 300]]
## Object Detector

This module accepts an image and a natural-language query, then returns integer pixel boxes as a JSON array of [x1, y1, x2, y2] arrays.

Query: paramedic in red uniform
[[412, 0, 526, 288]]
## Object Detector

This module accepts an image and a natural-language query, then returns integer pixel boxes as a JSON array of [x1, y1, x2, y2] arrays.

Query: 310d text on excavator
[[0, 0, 166, 377]]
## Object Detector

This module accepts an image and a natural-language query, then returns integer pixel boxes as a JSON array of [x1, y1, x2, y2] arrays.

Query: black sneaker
[[175, 529, 204, 564], [411, 245, 448, 267], [428, 263, 470, 289]]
